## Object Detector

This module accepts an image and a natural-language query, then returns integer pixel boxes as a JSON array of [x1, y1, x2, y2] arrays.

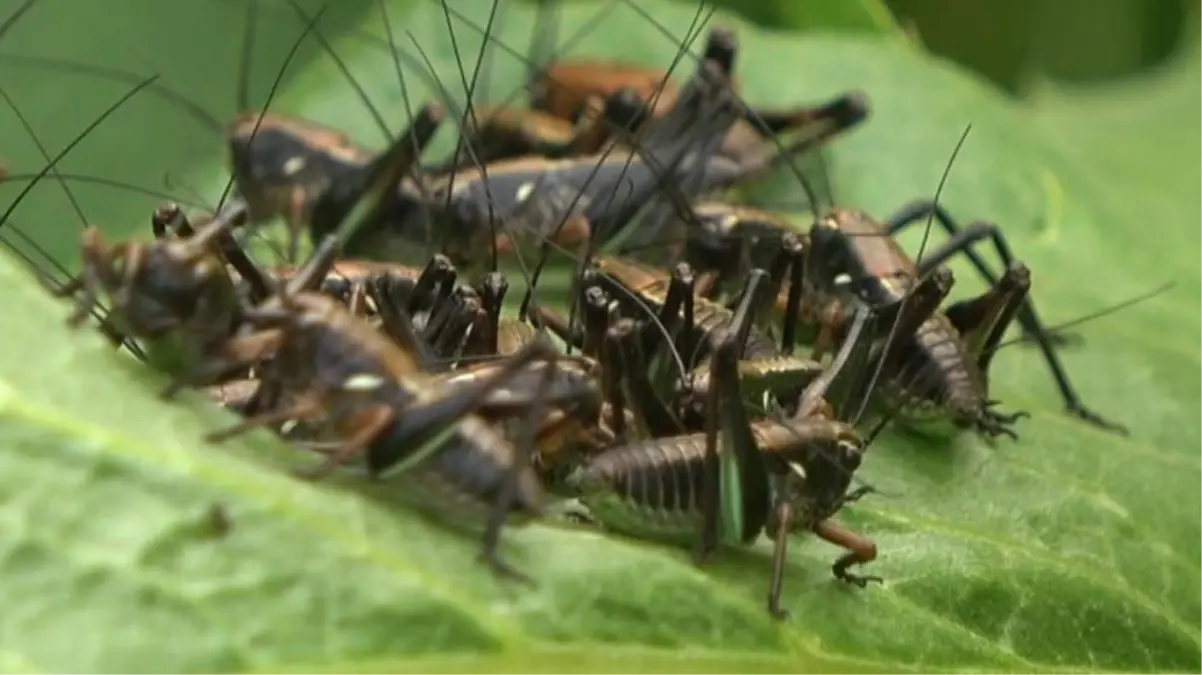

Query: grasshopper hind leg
[[695, 270, 774, 565], [897, 209, 1127, 434], [885, 200, 1081, 349]]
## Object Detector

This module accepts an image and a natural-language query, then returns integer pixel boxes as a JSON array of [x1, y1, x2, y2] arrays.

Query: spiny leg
[[408, 254, 457, 315], [599, 322, 633, 443], [579, 285, 610, 360], [765, 499, 794, 620], [608, 318, 681, 438], [885, 200, 1080, 349], [478, 271, 509, 356], [373, 338, 566, 474], [643, 262, 692, 364], [633, 263, 693, 403], [942, 261, 1036, 437], [773, 233, 807, 355], [366, 274, 442, 369], [427, 294, 483, 364], [883, 266, 956, 353], [695, 269, 772, 565], [958, 262, 1030, 380]]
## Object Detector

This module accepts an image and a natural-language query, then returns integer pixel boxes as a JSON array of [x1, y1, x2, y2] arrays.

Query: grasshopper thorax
[[226, 112, 373, 222], [769, 437, 865, 535], [808, 208, 917, 310]]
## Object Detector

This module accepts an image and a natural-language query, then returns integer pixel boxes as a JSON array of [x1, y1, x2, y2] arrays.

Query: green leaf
[[0, 0, 1197, 672]]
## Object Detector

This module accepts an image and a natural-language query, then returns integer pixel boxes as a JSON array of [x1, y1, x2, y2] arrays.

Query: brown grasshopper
[[0, 70, 258, 393], [531, 25, 869, 168], [202, 228, 598, 581], [674, 121, 1126, 437]]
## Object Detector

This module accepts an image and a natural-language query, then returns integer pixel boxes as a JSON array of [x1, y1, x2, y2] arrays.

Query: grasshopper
[[0, 72, 259, 393], [204, 233, 591, 582], [432, 0, 865, 168], [195, 109, 606, 580], [637, 112, 1125, 437], [332, 47, 752, 268], [206, 277, 565, 579], [530, 23, 870, 168], [787, 128, 1125, 435], [46, 92, 440, 400], [348, 0, 865, 274], [561, 268, 881, 619]]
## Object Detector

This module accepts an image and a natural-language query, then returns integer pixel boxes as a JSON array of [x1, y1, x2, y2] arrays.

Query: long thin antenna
[[851, 124, 972, 426]]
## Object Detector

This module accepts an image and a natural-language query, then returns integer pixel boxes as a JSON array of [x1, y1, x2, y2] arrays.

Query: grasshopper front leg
[[813, 520, 881, 588], [942, 261, 1036, 438]]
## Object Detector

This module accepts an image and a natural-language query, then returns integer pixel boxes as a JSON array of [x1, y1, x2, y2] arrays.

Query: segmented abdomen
[[883, 315, 987, 425], [569, 434, 709, 545], [371, 415, 544, 519]]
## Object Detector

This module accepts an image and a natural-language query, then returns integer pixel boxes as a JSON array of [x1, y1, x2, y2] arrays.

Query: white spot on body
[[515, 181, 536, 204], [342, 373, 385, 391], [282, 156, 307, 176]]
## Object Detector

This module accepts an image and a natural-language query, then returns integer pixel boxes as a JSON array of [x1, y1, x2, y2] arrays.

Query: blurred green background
[[711, 0, 1197, 91]]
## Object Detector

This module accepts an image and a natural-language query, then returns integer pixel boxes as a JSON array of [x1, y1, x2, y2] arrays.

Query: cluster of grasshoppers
[[0, 0, 1143, 620]]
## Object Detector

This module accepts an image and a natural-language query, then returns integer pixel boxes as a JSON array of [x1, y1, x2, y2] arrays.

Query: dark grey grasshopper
[[557, 268, 882, 619]]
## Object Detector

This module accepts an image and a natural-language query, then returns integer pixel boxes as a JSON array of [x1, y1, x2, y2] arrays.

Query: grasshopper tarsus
[[1066, 404, 1128, 436], [766, 598, 791, 622], [478, 550, 536, 588], [65, 302, 93, 328], [690, 538, 718, 567], [840, 485, 877, 507], [836, 571, 884, 589], [971, 403, 1029, 441], [158, 381, 187, 401], [1029, 329, 1085, 349]]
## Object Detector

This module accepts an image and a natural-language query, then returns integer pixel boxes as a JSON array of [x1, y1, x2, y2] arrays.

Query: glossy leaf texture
[[0, 0, 1197, 672]]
